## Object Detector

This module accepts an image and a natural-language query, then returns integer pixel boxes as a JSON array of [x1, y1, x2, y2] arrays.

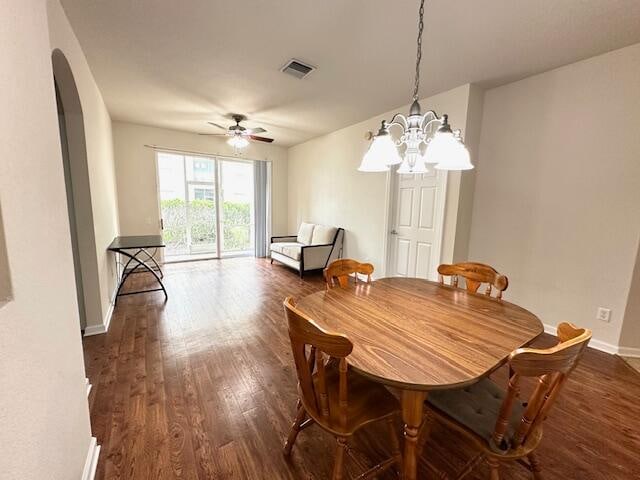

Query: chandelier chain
[[413, 0, 425, 101]]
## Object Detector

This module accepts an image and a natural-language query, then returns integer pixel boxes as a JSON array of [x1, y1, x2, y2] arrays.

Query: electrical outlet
[[596, 307, 611, 323]]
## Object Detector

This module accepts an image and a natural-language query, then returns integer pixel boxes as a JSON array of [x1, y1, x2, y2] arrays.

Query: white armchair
[[270, 223, 344, 278]]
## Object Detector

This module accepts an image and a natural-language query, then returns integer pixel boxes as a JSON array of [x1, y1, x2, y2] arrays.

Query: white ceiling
[[60, 0, 640, 146]]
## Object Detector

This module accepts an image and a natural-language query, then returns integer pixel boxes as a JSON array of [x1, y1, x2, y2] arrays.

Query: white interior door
[[387, 169, 447, 280]]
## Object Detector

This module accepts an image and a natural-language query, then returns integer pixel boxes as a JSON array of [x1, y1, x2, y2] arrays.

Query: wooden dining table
[[296, 277, 543, 480]]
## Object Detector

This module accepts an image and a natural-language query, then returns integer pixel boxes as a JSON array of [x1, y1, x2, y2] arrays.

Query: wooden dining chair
[[438, 262, 509, 299], [423, 322, 591, 480], [282, 296, 402, 479], [324, 259, 374, 289]]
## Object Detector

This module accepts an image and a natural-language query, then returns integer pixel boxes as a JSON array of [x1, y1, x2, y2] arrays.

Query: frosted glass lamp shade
[[434, 142, 472, 170], [227, 135, 249, 149], [423, 138, 439, 164], [358, 134, 401, 172], [426, 131, 474, 171], [410, 159, 428, 173], [396, 158, 413, 174]]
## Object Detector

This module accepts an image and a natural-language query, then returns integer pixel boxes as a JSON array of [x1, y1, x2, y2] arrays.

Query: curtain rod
[[143, 144, 269, 162]]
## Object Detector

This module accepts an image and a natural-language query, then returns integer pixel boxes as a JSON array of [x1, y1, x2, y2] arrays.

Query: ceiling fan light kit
[[227, 135, 249, 149], [359, 0, 473, 174], [201, 113, 274, 154]]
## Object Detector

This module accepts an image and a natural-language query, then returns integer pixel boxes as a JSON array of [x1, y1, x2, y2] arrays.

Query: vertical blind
[[254, 160, 269, 257]]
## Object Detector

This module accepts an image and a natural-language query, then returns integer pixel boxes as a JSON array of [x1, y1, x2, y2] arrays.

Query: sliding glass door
[[219, 159, 255, 255], [156, 152, 255, 261]]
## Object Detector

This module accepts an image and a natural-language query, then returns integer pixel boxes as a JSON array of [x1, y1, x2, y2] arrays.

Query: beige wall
[[287, 84, 476, 274], [620, 240, 640, 351], [112, 121, 289, 239], [0, 205, 12, 305], [0, 0, 93, 477], [450, 84, 484, 263], [469, 43, 640, 348], [48, 0, 119, 329]]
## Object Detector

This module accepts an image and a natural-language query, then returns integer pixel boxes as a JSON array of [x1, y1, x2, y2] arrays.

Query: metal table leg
[[140, 248, 163, 278], [114, 248, 168, 304]]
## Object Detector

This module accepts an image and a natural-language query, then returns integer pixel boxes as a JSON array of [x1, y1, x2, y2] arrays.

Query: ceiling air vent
[[281, 59, 315, 79]]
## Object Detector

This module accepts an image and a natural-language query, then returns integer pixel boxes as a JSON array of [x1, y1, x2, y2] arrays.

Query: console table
[[108, 235, 167, 304]]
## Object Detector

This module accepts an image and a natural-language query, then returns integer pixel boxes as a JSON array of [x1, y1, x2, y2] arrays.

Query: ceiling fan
[[200, 114, 274, 149]]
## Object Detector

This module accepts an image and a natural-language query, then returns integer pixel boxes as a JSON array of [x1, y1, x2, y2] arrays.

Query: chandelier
[[359, 0, 473, 173]]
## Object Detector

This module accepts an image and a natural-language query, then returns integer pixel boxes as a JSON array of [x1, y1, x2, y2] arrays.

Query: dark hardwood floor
[[83, 258, 640, 479]]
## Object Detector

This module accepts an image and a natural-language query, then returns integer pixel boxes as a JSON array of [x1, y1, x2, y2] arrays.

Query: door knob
[[390, 229, 398, 235]]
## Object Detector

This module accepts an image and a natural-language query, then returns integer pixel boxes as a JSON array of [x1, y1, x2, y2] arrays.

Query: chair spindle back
[[491, 323, 591, 452], [438, 262, 508, 299], [284, 296, 353, 425], [324, 259, 374, 289]]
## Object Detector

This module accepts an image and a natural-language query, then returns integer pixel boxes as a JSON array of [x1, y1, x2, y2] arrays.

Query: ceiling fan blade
[[198, 133, 228, 136], [249, 135, 274, 143], [207, 122, 228, 130], [245, 127, 266, 135]]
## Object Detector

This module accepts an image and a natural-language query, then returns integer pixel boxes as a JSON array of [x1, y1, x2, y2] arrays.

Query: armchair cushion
[[311, 225, 337, 245], [297, 222, 315, 245], [270, 242, 302, 261]]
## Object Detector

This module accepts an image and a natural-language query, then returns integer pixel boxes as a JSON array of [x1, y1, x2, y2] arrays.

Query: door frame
[[52, 49, 103, 333], [381, 166, 448, 280]]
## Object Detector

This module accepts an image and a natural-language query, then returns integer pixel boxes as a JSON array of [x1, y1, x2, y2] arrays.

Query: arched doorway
[[52, 49, 101, 332]]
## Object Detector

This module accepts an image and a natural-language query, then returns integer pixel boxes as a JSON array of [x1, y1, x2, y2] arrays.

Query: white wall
[[287, 84, 477, 273], [48, 0, 119, 329], [0, 0, 93, 478], [469, 43, 640, 348], [112, 121, 289, 238]]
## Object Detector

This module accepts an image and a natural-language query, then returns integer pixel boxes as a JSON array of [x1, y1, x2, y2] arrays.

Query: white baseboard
[[618, 346, 640, 358], [83, 292, 115, 337], [83, 324, 105, 336], [587, 338, 619, 355], [543, 323, 621, 355], [81, 437, 100, 480]]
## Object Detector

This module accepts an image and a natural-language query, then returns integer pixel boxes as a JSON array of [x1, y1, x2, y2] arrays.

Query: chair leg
[[283, 401, 306, 456], [487, 457, 500, 480], [270, 258, 274, 264], [528, 452, 543, 479], [332, 437, 348, 480], [386, 416, 402, 472]]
